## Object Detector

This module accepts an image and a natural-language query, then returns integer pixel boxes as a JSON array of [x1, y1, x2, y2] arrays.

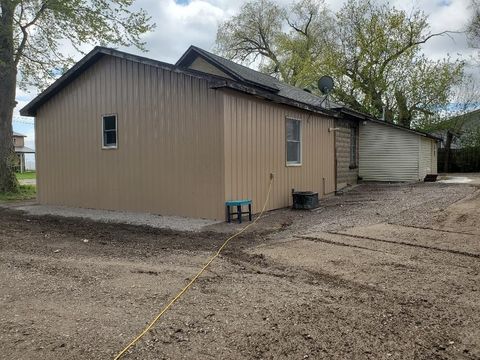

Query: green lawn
[[0, 185, 36, 202], [16, 171, 36, 180]]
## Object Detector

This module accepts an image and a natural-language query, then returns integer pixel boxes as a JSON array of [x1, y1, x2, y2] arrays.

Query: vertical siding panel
[[34, 56, 225, 220], [223, 94, 232, 205], [222, 90, 335, 214], [359, 121, 426, 182]]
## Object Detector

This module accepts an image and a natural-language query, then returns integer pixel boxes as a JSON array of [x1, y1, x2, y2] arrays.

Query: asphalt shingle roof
[[186, 46, 342, 110]]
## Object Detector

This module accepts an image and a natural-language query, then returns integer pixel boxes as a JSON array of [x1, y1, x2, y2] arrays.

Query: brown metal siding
[[35, 55, 225, 219], [223, 90, 335, 213], [189, 57, 233, 79]]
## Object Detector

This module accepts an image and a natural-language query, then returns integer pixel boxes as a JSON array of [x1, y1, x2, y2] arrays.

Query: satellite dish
[[318, 76, 334, 95]]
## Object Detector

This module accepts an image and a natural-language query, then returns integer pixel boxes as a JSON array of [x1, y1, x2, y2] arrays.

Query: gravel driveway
[[0, 182, 478, 359]]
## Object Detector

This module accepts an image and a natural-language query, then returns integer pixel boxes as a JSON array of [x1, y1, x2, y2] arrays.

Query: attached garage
[[359, 119, 438, 182]]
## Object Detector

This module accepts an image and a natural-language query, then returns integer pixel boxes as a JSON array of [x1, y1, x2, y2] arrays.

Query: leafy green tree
[[215, 0, 464, 128], [461, 126, 480, 148], [0, 0, 154, 193], [324, 0, 464, 126], [467, 0, 480, 48], [416, 79, 480, 171], [216, 0, 330, 87]]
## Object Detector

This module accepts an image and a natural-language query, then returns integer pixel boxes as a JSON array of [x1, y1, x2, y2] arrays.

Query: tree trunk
[[0, 1, 19, 193], [395, 90, 412, 128], [443, 131, 453, 173]]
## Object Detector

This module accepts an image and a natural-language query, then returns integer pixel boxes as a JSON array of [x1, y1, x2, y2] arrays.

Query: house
[[175, 46, 360, 192], [20, 46, 436, 220], [20, 46, 340, 219], [435, 109, 480, 149], [12, 131, 35, 173]]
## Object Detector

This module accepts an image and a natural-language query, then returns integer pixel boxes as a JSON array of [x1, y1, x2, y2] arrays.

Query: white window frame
[[286, 117, 302, 166], [102, 114, 118, 149]]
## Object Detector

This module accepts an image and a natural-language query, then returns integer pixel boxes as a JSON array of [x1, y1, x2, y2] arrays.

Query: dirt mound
[[433, 190, 480, 235]]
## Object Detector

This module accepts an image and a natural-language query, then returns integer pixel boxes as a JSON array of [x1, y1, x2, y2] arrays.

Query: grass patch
[[0, 185, 36, 202], [16, 171, 36, 180]]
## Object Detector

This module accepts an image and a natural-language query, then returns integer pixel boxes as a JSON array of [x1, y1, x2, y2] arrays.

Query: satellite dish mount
[[318, 75, 334, 109]]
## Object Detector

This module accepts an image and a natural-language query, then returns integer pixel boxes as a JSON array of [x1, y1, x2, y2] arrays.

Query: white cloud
[[126, 0, 235, 62]]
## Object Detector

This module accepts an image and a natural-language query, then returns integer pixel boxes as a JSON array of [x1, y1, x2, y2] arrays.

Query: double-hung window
[[286, 118, 301, 165], [102, 114, 118, 149]]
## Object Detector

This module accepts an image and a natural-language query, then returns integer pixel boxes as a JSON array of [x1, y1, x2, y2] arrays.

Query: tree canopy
[[0, 0, 154, 193], [467, 0, 480, 48], [215, 0, 465, 128], [9, 0, 154, 89]]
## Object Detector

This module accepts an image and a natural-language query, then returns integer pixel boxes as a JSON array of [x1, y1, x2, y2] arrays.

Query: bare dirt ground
[[1, 182, 479, 360]]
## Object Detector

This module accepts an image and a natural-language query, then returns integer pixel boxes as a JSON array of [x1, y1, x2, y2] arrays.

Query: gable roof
[[20, 47, 175, 117], [14, 146, 35, 153], [13, 131, 26, 137], [21, 46, 336, 118], [337, 106, 440, 141], [176, 46, 343, 111], [450, 108, 480, 130], [18, 44, 439, 142]]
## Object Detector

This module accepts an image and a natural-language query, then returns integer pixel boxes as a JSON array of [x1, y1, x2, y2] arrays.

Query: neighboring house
[[13, 131, 35, 173], [461, 109, 480, 146], [20, 46, 436, 220], [430, 109, 480, 149]]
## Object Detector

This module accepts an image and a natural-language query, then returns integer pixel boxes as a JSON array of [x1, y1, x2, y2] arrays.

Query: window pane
[[287, 141, 300, 163], [286, 119, 300, 141], [104, 130, 116, 146], [104, 116, 116, 131]]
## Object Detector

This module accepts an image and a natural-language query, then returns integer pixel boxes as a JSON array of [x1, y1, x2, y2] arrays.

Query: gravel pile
[[271, 182, 477, 236], [11, 204, 220, 232]]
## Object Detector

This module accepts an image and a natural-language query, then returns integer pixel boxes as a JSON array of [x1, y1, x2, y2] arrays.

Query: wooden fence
[[438, 147, 480, 173]]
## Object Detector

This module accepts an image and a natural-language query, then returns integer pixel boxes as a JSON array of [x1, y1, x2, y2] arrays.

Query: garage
[[359, 119, 438, 182]]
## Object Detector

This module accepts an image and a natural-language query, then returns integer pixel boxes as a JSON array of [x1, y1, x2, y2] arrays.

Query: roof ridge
[[192, 46, 278, 78], [189, 46, 330, 104]]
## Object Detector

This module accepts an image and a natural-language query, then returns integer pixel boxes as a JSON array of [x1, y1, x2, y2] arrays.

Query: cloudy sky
[[14, 0, 478, 163]]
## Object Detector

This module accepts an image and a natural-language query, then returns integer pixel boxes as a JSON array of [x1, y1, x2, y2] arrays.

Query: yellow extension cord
[[113, 177, 274, 359]]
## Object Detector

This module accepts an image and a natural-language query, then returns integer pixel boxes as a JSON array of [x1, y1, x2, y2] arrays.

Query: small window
[[286, 118, 301, 165], [102, 115, 117, 148], [350, 126, 357, 168]]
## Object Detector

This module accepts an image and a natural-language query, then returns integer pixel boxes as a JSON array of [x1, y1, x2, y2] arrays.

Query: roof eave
[[20, 47, 175, 117], [20, 47, 106, 117], [336, 107, 441, 141], [212, 82, 334, 117], [14, 146, 35, 153]]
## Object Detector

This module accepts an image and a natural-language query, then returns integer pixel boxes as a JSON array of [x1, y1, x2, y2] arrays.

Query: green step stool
[[225, 199, 252, 223]]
